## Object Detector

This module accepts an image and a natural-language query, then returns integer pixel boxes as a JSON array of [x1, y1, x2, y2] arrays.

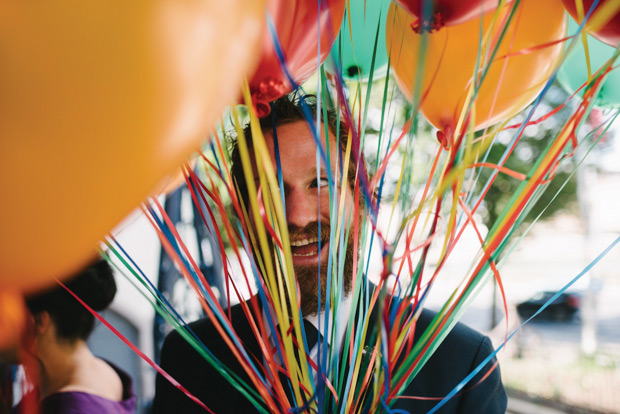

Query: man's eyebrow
[[306, 166, 328, 176]]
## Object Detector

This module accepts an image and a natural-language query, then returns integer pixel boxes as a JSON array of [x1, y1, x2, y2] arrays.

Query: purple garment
[[15, 362, 136, 414]]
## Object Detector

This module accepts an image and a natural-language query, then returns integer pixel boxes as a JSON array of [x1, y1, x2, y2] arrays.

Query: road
[[518, 316, 620, 350], [508, 397, 570, 414]]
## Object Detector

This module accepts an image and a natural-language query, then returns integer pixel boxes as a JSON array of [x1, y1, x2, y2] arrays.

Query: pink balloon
[[249, 0, 346, 117], [562, 0, 620, 47]]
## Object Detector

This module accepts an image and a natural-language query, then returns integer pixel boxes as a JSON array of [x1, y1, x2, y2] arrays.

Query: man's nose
[[285, 188, 318, 229]]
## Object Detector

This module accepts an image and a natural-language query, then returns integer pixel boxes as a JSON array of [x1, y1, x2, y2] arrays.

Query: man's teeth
[[291, 237, 319, 247]]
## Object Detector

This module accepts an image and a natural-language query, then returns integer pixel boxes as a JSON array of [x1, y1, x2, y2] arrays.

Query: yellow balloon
[[0, 0, 265, 290], [387, 0, 566, 139]]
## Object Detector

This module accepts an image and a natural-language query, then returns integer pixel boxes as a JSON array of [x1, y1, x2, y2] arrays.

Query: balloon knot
[[253, 100, 271, 118], [436, 127, 452, 150], [410, 12, 445, 34], [346, 65, 362, 78], [251, 77, 288, 118]]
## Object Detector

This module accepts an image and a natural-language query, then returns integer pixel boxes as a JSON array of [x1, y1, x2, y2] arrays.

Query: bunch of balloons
[[329, 0, 620, 148], [2, 0, 618, 345]]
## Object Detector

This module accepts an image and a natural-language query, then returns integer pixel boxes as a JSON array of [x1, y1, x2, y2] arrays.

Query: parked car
[[516, 291, 580, 321]]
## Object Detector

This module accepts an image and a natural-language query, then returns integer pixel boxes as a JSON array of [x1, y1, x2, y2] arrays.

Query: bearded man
[[153, 95, 507, 413]]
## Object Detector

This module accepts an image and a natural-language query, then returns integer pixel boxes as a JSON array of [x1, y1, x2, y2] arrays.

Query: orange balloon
[[0, 289, 25, 353], [387, 0, 566, 140], [152, 157, 198, 197], [0, 0, 265, 290]]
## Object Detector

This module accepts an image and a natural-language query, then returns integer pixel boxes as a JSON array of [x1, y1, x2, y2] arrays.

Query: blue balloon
[[328, 0, 391, 81], [557, 17, 620, 108]]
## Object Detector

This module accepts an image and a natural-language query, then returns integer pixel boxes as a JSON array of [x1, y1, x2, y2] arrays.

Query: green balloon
[[328, 0, 391, 81], [557, 17, 620, 108]]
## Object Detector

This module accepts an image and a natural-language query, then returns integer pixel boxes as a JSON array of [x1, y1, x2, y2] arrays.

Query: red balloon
[[392, 0, 498, 32], [250, 0, 346, 116], [562, 0, 620, 47]]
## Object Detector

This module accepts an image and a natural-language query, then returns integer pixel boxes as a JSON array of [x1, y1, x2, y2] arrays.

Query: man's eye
[[312, 177, 329, 188]]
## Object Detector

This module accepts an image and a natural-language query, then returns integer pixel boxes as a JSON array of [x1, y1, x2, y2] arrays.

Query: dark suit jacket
[[153, 299, 507, 413]]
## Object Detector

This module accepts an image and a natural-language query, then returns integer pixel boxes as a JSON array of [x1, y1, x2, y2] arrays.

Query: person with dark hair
[[12, 258, 136, 414], [153, 94, 507, 413]]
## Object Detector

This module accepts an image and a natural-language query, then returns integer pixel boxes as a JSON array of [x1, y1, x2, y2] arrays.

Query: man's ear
[[32, 311, 51, 335]]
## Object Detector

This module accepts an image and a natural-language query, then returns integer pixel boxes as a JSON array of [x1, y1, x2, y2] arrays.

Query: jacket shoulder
[[398, 309, 507, 413]]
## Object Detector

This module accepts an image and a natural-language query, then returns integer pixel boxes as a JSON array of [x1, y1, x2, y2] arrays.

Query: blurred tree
[[476, 83, 579, 230]]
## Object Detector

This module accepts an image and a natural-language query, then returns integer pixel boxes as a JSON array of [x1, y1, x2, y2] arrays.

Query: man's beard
[[290, 222, 355, 317]]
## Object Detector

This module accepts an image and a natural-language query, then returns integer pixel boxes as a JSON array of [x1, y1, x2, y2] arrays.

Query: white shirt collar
[[261, 292, 353, 368], [305, 292, 352, 353]]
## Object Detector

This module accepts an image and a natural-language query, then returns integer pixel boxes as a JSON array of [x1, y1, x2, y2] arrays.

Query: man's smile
[[290, 235, 329, 265]]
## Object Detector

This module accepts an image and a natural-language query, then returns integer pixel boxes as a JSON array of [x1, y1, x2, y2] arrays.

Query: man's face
[[262, 120, 356, 316]]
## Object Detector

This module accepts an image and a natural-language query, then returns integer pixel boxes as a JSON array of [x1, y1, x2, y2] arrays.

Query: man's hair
[[228, 94, 356, 208], [25, 259, 116, 342]]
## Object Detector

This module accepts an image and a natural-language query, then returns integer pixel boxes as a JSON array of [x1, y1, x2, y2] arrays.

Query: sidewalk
[[508, 396, 570, 414], [498, 341, 620, 413]]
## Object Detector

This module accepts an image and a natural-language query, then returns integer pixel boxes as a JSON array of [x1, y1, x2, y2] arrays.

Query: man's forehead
[[264, 120, 340, 158]]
